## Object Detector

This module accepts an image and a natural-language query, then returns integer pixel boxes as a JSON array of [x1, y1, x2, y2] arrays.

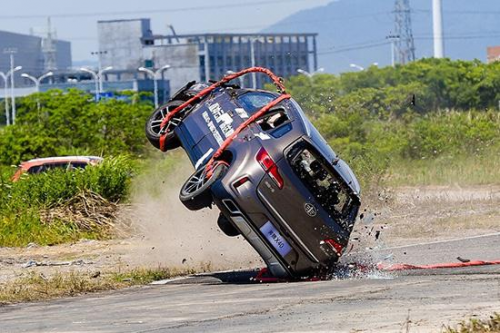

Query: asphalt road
[[1, 234, 500, 333]]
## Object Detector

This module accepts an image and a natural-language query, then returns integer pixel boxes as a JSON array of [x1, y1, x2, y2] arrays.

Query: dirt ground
[[0, 185, 499, 285]]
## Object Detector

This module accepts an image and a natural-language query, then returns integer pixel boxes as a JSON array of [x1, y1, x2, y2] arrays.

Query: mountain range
[[263, 0, 500, 73]]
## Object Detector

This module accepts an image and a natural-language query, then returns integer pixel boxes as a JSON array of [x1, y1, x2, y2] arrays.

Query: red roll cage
[[158, 67, 292, 177]]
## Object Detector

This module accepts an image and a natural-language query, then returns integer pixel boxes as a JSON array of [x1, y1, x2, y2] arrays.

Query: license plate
[[260, 221, 292, 257]]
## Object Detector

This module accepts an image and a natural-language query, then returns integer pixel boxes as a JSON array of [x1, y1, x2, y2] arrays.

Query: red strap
[[158, 67, 287, 152], [205, 93, 291, 177], [378, 259, 500, 271]]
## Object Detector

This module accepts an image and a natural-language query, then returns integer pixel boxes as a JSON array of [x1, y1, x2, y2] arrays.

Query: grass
[[384, 154, 500, 187], [0, 157, 133, 247], [444, 313, 500, 333], [0, 266, 200, 304]]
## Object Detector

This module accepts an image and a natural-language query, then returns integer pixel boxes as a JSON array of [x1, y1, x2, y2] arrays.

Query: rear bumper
[[213, 177, 323, 278], [228, 214, 289, 278]]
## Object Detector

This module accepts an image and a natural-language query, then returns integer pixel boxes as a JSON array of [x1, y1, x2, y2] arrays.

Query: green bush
[[0, 89, 153, 165], [269, 59, 500, 189], [0, 156, 134, 247]]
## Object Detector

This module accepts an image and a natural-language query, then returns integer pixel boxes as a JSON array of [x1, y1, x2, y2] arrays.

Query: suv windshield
[[287, 141, 355, 225]]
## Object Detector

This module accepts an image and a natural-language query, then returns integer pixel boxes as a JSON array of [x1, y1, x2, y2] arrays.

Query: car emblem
[[304, 203, 317, 217]]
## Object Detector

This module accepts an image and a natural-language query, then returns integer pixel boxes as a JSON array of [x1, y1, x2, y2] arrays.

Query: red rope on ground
[[378, 260, 500, 271], [158, 67, 287, 152]]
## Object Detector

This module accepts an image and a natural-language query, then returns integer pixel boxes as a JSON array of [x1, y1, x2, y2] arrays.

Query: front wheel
[[179, 163, 228, 211], [145, 100, 183, 151]]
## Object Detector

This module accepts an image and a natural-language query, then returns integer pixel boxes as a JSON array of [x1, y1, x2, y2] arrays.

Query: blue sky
[[0, 0, 330, 62]]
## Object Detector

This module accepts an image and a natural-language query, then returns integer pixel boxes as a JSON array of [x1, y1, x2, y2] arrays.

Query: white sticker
[[209, 103, 224, 123], [195, 148, 214, 169], [203, 111, 224, 146], [235, 108, 249, 119], [255, 132, 271, 140], [219, 113, 233, 125]]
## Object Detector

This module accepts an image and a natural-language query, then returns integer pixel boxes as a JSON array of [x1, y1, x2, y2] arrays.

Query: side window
[[27, 165, 44, 174], [50, 163, 70, 170], [256, 107, 291, 133], [70, 162, 88, 169]]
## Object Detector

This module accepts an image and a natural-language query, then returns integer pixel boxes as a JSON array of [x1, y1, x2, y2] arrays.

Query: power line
[[414, 8, 500, 15], [0, 0, 318, 20], [318, 40, 390, 55], [59, 11, 393, 42], [317, 30, 500, 55]]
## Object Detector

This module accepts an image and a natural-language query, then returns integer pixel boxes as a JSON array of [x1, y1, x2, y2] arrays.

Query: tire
[[179, 163, 228, 211], [217, 213, 240, 237], [145, 100, 184, 151]]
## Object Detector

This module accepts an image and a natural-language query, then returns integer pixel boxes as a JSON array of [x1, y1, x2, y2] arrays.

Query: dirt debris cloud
[[125, 155, 261, 271]]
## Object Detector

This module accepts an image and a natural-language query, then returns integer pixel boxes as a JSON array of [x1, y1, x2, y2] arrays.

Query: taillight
[[256, 148, 284, 189]]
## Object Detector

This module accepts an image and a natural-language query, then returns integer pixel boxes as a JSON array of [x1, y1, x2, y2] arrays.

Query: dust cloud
[[124, 154, 262, 272]]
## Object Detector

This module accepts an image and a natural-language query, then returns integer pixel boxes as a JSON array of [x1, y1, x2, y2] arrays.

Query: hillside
[[263, 0, 500, 73]]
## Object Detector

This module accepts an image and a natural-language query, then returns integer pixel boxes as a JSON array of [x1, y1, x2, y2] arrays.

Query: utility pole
[[43, 17, 57, 71], [203, 38, 210, 83], [394, 0, 416, 65], [250, 36, 259, 89], [386, 35, 400, 67], [4, 48, 20, 124], [433, 0, 445, 58], [0, 72, 10, 125]]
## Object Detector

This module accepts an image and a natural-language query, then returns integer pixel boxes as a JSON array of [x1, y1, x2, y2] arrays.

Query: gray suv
[[145, 68, 361, 278]]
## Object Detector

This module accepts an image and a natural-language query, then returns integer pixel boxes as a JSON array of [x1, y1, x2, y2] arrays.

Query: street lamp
[[80, 67, 113, 102], [21, 71, 53, 112], [98, 66, 113, 93], [138, 65, 171, 108], [0, 65, 22, 126], [297, 68, 325, 78], [226, 70, 244, 88], [350, 64, 365, 71], [80, 67, 99, 102]]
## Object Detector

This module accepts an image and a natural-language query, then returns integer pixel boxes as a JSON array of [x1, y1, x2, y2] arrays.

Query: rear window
[[287, 142, 354, 221]]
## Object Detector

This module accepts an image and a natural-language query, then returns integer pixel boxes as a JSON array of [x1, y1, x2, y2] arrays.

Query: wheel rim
[[149, 105, 175, 135], [183, 167, 209, 195]]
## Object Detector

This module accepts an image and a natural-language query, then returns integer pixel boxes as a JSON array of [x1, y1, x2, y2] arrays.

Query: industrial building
[[97, 18, 318, 92], [487, 46, 500, 63], [0, 29, 71, 86]]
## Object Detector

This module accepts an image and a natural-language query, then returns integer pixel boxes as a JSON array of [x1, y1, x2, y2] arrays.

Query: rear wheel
[[145, 100, 184, 151], [217, 214, 240, 237], [179, 163, 228, 211]]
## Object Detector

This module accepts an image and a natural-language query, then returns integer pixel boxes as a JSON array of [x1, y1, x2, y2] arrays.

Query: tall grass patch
[[0, 156, 133, 247]]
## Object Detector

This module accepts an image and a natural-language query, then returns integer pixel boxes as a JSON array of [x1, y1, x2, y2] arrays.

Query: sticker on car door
[[260, 221, 292, 257]]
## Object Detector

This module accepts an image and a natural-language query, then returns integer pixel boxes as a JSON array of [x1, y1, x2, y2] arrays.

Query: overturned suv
[[145, 68, 361, 279]]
